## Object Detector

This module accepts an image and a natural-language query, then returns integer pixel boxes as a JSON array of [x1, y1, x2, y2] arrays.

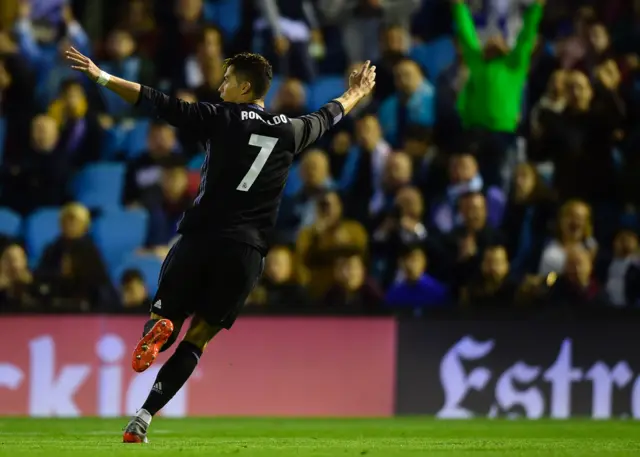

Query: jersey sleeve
[[290, 101, 345, 154], [136, 85, 223, 139]]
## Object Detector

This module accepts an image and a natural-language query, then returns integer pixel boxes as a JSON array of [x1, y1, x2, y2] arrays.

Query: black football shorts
[[150, 234, 264, 329]]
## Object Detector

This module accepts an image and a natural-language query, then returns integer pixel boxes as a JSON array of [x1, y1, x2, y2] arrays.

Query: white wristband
[[97, 71, 111, 86]]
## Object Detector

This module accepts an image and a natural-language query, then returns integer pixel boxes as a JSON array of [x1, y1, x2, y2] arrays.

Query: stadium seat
[[71, 163, 126, 212], [309, 76, 345, 111], [100, 125, 127, 160], [92, 208, 150, 269], [0, 207, 22, 238], [203, 0, 241, 41], [123, 119, 151, 159], [24, 208, 61, 266], [409, 36, 456, 81], [0, 117, 6, 164], [112, 254, 163, 296], [187, 153, 206, 171]]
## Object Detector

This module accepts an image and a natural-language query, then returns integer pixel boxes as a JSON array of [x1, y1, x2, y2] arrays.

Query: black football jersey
[[138, 86, 345, 254]]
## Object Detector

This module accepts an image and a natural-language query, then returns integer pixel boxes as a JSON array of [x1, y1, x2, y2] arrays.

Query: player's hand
[[65, 47, 101, 82], [348, 60, 376, 97]]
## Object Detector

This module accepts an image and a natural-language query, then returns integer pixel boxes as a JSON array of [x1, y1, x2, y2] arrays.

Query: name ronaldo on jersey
[[241, 110, 289, 125]]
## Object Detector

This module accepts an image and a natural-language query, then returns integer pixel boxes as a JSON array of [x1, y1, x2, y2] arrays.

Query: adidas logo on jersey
[[153, 300, 162, 309]]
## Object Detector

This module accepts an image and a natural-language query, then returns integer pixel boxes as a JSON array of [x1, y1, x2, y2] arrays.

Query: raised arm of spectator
[[451, 0, 482, 61], [507, 0, 545, 70], [62, 5, 91, 56], [13, 3, 44, 71], [257, 0, 285, 40], [15, 4, 90, 72], [302, 0, 320, 31]]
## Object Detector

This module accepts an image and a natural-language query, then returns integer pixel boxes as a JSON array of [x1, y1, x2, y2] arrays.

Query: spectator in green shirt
[[450, 0, 544, 189]]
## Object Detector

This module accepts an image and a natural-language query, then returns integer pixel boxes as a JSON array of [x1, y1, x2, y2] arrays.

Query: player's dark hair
[[223, 52, 273, 99]]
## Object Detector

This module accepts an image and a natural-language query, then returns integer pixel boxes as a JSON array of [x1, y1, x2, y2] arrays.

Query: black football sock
[[141, 341, 202, 416]]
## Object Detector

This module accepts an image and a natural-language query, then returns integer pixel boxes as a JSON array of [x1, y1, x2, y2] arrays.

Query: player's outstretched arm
[[65, 47, 218, 136], [291, 61, 376, 153], [66, 47, 142, 104]]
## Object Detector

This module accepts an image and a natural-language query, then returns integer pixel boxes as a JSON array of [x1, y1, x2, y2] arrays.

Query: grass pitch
[[0, 418, 638, 456]]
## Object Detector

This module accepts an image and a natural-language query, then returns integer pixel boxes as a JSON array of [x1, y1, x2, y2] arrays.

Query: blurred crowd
[[0, 0, 640, 315]]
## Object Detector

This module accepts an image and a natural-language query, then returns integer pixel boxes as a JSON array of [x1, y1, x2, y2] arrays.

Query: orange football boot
[[131, 319, 174, 373]]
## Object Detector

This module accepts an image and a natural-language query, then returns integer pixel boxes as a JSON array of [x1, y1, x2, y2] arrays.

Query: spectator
[[116, 0, 157, 57], [1, 115, 68, 215], [277, 149, 333, 239], [502, 162, 555, 277], [269, 77, 308, 117], [599, 228, 639, 307], [296, 191, 368, 299], [156, 0, 206, 86], [378, 58, 435, 148], [141, 165, 193, 258], [371, 186, 428, 286], [0, 244, 46, 312], [0, 49, 37, 165], [430, 152, 505, 234], [13, 2, 90, 99], [539, 200, 597, 276], [385, 245, 449, 310], [538, 69, 624, 202], [179, 25, 224, 91], [582, 22, 614, 71], [370, 151, 413, 218], [193, 58, 223, 104], [529, 69, 567, 141], [253, 0, 322, 82], [47, 79, 103, 167], [247, 246, 308, 308], [323, 252, 384, 312], [434, 42, 467, 149], [123, 121, 183, 206], [451, 0, 544, 188], [460, 245, 517, 308], [404, 126, 448, 202], [444, 191, 504, 288], [542, 245, 609, 308], [372, 25, 412, 103], [37, 203, 113, 310], [327, 131, 353, 182], [319, 1, 419, 65], [341, 115, 391, 219], [99, 28, 156, 118], [119, 269, 151, 313]]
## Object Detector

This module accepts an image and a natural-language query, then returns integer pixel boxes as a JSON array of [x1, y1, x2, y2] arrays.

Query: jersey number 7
[[236, 134, 279, 192]]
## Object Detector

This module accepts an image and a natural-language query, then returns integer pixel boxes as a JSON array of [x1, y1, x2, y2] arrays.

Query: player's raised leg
[[123, 316, 221, 443], [131, 236, 191, 373]]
